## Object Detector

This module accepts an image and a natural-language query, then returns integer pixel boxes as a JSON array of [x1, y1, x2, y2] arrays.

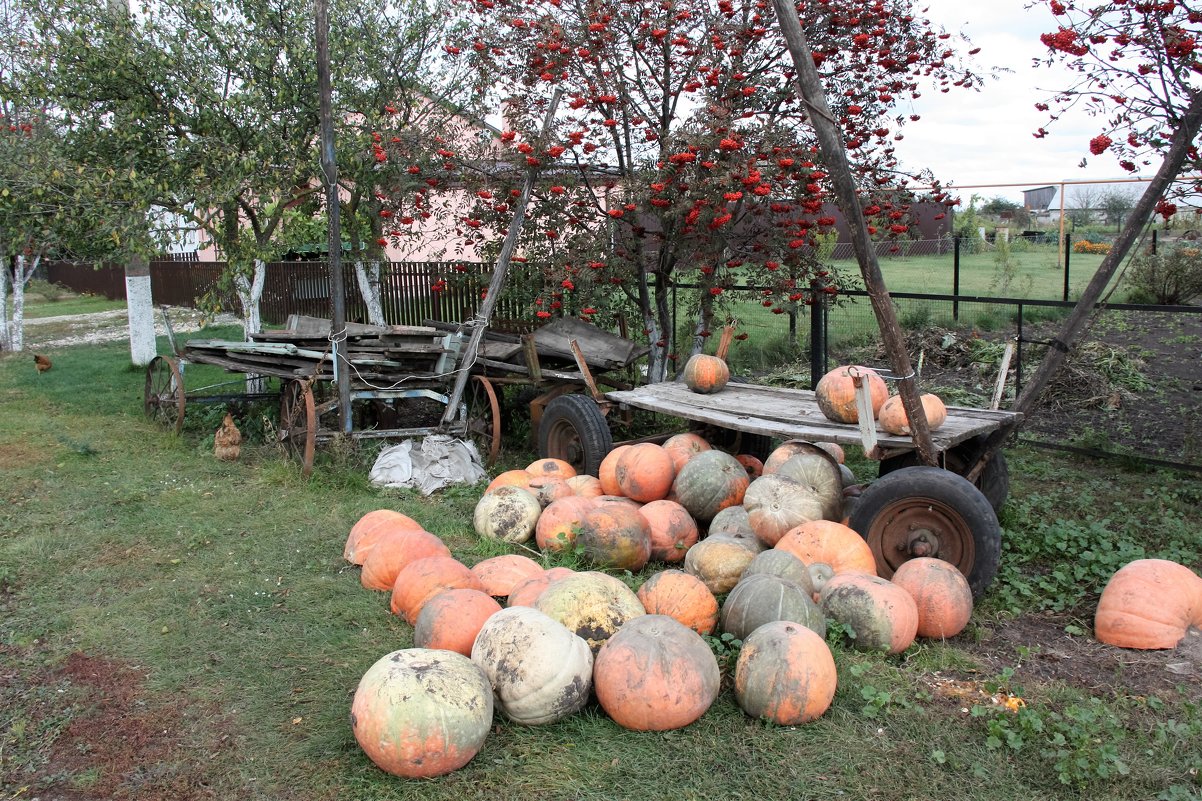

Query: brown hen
[[214, 413, 242, 461]]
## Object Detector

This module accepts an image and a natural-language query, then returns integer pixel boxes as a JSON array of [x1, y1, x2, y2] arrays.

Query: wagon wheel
[[878, 434, 1010, 514], [464, 375, 502, 467], [279, 379, 316, 478], [538, 393, 613, 477], [849, 466, 1000, 598], [144, 355, 186, 435]]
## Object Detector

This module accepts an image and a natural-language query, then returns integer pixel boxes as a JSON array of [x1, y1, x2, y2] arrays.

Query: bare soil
[[22, 307, 240, 350]]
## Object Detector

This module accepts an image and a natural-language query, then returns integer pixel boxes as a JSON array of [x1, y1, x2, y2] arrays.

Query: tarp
[[368, 435, 487, 495]]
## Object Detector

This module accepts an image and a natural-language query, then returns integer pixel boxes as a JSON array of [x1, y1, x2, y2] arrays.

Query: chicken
[[213, 413, 242, 461], [33, 354, 52, 374]]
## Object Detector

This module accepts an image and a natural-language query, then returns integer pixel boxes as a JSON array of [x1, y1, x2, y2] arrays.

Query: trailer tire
[[849, 466, 1000, 598], [538, 394, 613, 478], [878, 435, 1010, 514]]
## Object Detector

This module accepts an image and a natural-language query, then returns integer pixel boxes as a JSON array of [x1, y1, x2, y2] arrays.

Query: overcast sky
[[889, 0, 1148, 207]]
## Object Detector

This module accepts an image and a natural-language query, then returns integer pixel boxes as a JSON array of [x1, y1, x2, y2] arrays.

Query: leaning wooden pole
[[441, 90, 565, 426], [965, 89, 1202, 480], [772, 0, 937, 466]]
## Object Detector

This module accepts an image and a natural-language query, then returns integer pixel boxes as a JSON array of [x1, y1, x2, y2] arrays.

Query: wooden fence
[[45, 260, 546, 329]]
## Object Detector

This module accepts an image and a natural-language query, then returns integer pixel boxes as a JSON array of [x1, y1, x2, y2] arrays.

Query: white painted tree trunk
[[235, 259, 268, 393], [354, 259, 386, 326], [8, 254, 41, 353], [0, 246, 10, 352], [125, 256, 157, 366]]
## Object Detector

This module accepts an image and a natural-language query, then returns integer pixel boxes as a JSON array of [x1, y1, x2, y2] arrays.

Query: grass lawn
[[2, 311, 1201, 799], [19, 293, 127, 319]]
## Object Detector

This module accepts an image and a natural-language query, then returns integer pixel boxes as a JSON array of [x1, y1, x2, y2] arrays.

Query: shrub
[[1072, 240, 1112, 255], [1126, 244, 1202, 305]]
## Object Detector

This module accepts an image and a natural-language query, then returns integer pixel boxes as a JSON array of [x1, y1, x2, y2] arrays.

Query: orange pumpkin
[[566, 474, 604, 497], [637, 570, 719, 635], [485, 469, 535, 493], [528, 476, 574, 507], [877, 393, 949, 436], [413, 588, 502, 656], [639, 499, 699, 562], [1095, 559, 1202, 649], [820, 573, 918, 653], [672, 450, 750, 522], [344, 510, 425, 564], [743, 474, 826, 547], [390, 556, 484, 624], [507, 574, 553, 608], [577, 501, 652, 571], [662, 432, 712, 472], [593, 615, 720, 731], [526, 457, 577, 479], [890, 557, 974, 639], [683, 537, 757, 595], [598, 445, 632, 496], [535, 495, 595, 553], [775, 520, 877, 592], [682, 353, 730, 394], [814, 365, 888, 423], [360, 529, 452, 591], [763, 440, 824, 475], [814, 441, 845, 464], [734, 620, 837, 724], [470, 554, 545, 598], [614, 443, 677, 502], [736, 454, 764, 478]]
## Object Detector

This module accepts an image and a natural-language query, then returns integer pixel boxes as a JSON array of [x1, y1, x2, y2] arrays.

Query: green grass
[[2, 337, 1201, 800], [19, 293, 127, 319]]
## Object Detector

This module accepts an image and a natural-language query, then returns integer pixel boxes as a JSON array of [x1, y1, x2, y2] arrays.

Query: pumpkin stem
[[715, 325, 736, 360]]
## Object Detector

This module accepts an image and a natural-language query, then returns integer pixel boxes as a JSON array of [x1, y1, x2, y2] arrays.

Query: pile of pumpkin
[[343, 432, 977, 780]]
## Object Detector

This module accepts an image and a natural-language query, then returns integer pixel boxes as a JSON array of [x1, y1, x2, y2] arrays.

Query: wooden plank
[[530, 317, 645, 369], [476, 357, 584, 382]]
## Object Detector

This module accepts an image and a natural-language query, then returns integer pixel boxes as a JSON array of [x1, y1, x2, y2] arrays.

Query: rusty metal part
[[280, 379, 316, 478], [145, 355, 186, 435]]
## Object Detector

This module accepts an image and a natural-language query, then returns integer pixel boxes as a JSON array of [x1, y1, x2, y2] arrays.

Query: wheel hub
[[868, 496, 975, 578]]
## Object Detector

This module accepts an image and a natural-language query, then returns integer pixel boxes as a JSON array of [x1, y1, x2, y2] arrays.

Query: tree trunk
[[354, 259, 386, 325], [0, 245, 10, 351], [125, 255, 157, 366], [235, 259, 268, 393], [9, 254, 43, 353]]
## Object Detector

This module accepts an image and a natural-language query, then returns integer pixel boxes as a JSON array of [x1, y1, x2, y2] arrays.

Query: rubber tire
[[878, 435, 1010, 515], [704, 428, 775, 462], [849, 466, 1001, 598], [538, 394, 613, 478]]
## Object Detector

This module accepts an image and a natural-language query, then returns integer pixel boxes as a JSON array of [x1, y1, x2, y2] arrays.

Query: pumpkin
[[672, 449, 750, 522], [577, 501, 652, 571], [681, 326, 735, 395], [890, 557, 974, 639], [877, 393, 949, 436], [662, 432, 712, 472], [414, 588, 502, 656], [774, 451, 844, 522], [720, 573, 826, 641], [507, 574, 553, 608], [390, 556, 484, 624], [471, 606, 594, 725], [544, 566, 576, 581], [743, 474, 826, 547], [734, 621, 837, 725], [639, 500, 699, 563], [743, 548, 815, 596], [763, 440, 825, 475], [566, 474, 604, 497], [526, 457, 577, 479], [535, 495, 594, 553], [815, 365, 888, 423], [820, 573, 918, 653], [683, 537, 756, 595], [1094, 559, 1202, 650], [473, 486, 542, 544], [776, 520, 877, 590], [534, 571, 647, 652], [597, 446, 631, 497], [814, 441, 845, 464], [709, 505, 754, 538], [613, 443, 677, 502], [360, 528, 452, 591], [637, 570, 719, 635], [471, 554, 545, 598], [485, 469, 534, 493], [344, 510, 424, 565], [528, 476, 574, 507], [593, 615, 720, 731], [350, 649, 492, 778], [736, 454, 764, 478]]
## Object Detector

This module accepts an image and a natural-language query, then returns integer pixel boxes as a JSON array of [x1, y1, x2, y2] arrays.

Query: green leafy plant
[[1127, 244, 1202, 305]]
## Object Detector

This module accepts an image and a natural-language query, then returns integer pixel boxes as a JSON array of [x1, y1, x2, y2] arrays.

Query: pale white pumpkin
[[473, 486, 542, 543]]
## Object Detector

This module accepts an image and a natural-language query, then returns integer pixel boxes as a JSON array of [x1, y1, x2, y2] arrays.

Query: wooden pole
[[966, 90, 1202, 480], [315, 0, 351, 433], [441, 90, 564, 425], [772, 0, 937, 466]]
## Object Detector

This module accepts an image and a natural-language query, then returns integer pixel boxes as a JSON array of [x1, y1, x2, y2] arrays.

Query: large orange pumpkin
[[614, 443, 677, 502], [576, 502, 652, 571], [485, 469, 535, 493], [682, 353, 730, 394], [390, 556, 484, 624], [566, 475, 604, 497], [639, 499, 699, 562], [414, 588, 503, 656], [1094, 559, 1202, 649], [877, 393, 949, 435], [598, 445, 632, 496], [662, 432, 712, 472], [350, 649, 492, 778], [776, 520, 877, 593], [672, 449, 750, 522], [593, 615, 720, 731], [890, 557, 974, 639], [637, 570, 719, 635], [360, 528, 452, 591], [344, 510, 424, 564], [815, 365, 888, 423], [734, 621, 837, 725], [526, 457, 577, 480], [820, 573, 918, 653], [535, 495, 595, 553], [470, 554, 545, 598]]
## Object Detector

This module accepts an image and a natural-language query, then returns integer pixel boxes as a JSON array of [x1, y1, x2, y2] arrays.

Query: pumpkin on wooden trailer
[[877, 393, 949, 436], [814, 365, 888, 423]]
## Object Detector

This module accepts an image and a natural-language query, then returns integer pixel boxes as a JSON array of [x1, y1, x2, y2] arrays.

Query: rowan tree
[[385, 0, 979, 380]]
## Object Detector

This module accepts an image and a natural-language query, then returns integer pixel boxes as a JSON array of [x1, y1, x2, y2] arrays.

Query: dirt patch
[[21, 307, 241, 350], [962, 614, 1202, 703]]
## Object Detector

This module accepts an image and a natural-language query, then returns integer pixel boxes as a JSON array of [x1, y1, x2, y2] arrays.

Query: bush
[[1126, 244, 1202, 305]]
